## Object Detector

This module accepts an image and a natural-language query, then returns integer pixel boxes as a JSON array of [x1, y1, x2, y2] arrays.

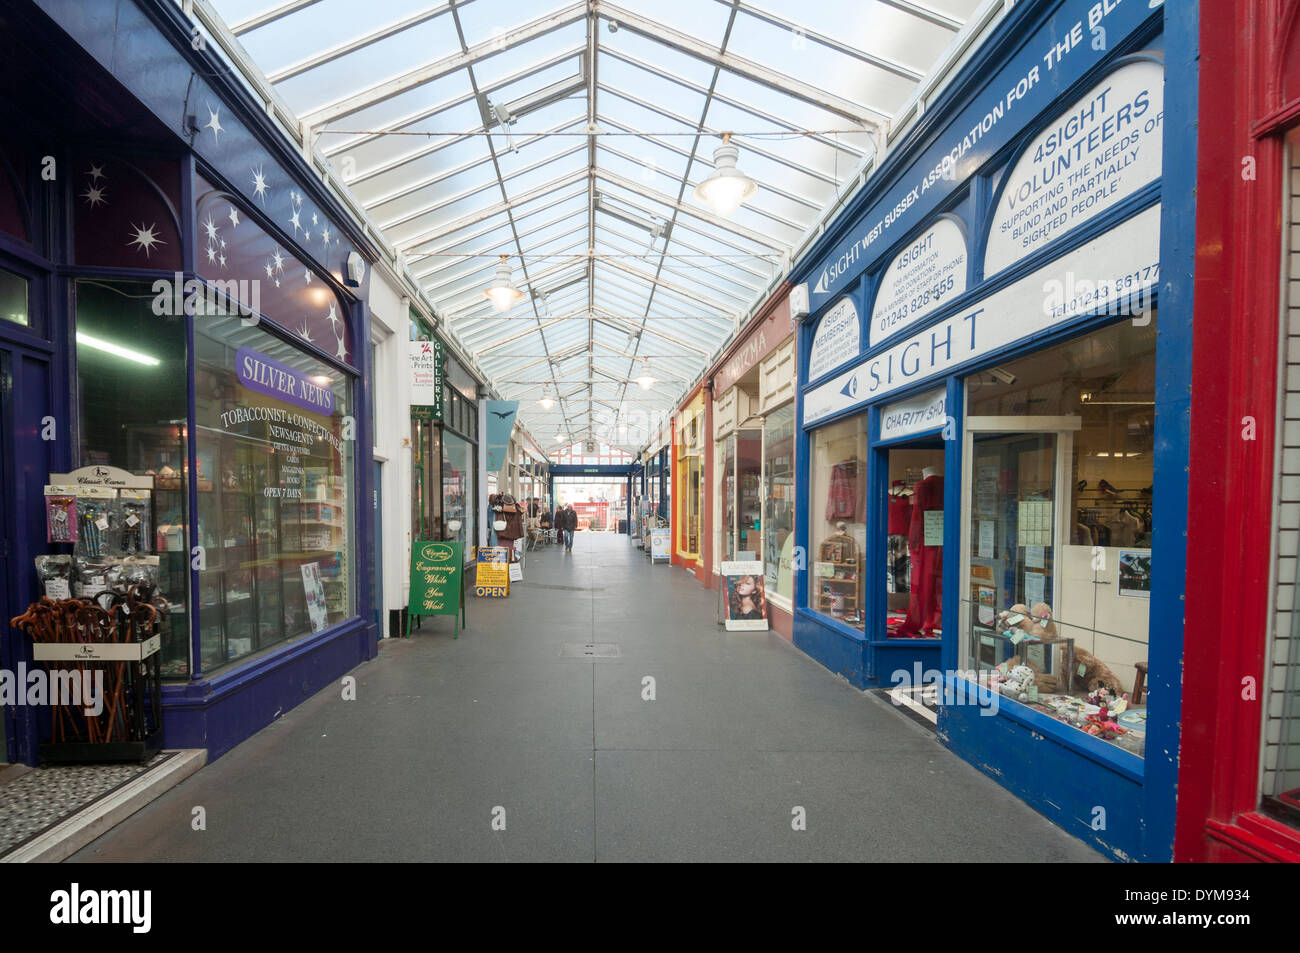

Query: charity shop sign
[[870, 218, 967, 346], [803, 203, 1160, 426], [803, 0, 1158, 312], [807, 296, 860, 381], [985, 59, 1164, 276]]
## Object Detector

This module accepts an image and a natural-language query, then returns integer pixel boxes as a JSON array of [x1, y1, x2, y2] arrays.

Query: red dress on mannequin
[[899, 474, 943, 637]]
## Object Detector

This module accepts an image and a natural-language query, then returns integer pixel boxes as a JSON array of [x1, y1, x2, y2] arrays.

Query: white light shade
[[555, 432, 565, 442], [539, 397, 555, 409], [483, 256, 524, 312], [635, 375, 657, 390], [694, 141, 756, 217]]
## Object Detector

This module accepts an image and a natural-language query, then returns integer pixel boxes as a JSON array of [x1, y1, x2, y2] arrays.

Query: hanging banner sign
[[807, 296, 860, 381], [803, 204, 1160, 426], [870, 218, 967, 346], [802, 0, 1158, 312], [485, 400, 519, 473], [409, 339, 444, 420], [473, 546, 511, 597], [985, 58, 1164, 276], [880, 388, 948, 441]]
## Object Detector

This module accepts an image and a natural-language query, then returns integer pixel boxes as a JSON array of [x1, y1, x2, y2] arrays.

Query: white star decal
[[228, 206, 240, 228], [218, 253, 226, 268], [205, 244, 217, 264], [271, 248, 285, 273], [274, 278, 281, 288], [304, 269, 312, 284], [264, 262, 273, 278], [289, 209, 301, 232], [201, 214, 220, 243], [87, 163, 105, 182], [297, 323, 314, 344], [219, 238, 226, 250], [304, 230, 311, 241], [326, 303, 338, 328], [128, 223, 165, 258], [252, 165, 269, 203], [81, 184, 107, 208], [334, 334, 348, 362], [205, 106, 223, 142], [311, 213, 318, 226], [321, 226, 331, 245]]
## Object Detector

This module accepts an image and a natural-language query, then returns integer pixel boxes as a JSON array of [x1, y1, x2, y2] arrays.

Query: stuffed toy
[[1074, 647, 1124, 696], [994, 602, 1056, 642], [1002, 664, 1037, 701]]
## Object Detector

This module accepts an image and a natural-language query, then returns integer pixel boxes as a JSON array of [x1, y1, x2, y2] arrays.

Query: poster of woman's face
[[724, 565, 768, 630]]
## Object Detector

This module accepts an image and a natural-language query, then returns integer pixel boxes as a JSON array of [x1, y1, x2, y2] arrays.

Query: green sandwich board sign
[[407, 540, 465, 638]]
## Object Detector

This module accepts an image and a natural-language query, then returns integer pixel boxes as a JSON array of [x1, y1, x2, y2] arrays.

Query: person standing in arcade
[[899, 465, 943, 637]]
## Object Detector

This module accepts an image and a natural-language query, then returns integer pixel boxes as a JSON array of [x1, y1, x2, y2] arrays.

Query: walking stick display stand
[[12, 597, 164, 763]]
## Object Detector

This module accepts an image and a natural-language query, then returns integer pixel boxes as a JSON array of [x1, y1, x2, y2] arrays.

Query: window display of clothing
[[886, 485, 912, 594], [899, 473, 943, 637], [825, 460, 865, 523]]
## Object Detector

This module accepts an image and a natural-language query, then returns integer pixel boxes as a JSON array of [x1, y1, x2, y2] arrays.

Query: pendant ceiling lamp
[[484, 254, 525, 312], [539, 396, 556, 409], [634, 375, 657, 390], [694, 133, 757, 217]]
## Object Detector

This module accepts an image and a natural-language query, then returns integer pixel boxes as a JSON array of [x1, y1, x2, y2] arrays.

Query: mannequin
[[886, 481, 912, 593], [900, 464, 943, 637]]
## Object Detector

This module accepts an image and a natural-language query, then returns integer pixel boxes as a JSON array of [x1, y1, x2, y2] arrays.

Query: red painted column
[[1176, 0, 1287, 861]]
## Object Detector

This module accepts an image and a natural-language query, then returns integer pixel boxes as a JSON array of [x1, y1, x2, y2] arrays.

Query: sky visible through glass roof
[[205, 0, 991, 451]]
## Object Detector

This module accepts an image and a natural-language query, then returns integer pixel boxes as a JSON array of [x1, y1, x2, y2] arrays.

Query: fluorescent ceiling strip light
[[76, 331, 161, 366]]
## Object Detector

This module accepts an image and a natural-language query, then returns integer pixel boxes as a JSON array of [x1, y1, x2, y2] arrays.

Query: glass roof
[[205, 0, 993, 451]]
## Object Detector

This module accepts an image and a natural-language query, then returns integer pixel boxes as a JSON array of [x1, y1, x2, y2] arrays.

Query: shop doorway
[[878, 439, 947, 638]]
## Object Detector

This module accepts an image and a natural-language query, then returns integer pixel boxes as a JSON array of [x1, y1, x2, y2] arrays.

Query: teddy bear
[[1074, 646, 1124, 696]]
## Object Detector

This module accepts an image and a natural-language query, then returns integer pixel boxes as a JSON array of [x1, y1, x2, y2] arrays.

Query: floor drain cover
[[560, 642, 621, 659]]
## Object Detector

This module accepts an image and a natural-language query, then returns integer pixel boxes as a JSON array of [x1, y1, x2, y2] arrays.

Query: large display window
[[676, 399, 704, 558], [958, 318, 1156, 756], [194, 314, 355, 672], [808, 413, 867, 628], [75, 279, 191, 677]]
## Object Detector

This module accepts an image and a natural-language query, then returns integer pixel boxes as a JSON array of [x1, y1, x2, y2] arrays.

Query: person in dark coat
[[561, 504, 576, 552]]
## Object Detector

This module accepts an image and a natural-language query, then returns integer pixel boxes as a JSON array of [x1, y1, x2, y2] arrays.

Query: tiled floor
[[0, 752, 173, 857], [69, 533, 1106, 862]]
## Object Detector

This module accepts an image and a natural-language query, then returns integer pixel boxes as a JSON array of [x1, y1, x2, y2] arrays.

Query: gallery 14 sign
[[409, 540, 463, 637]]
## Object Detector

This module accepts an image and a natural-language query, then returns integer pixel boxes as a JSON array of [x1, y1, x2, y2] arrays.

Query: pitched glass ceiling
[[204, 0, 995, 450]]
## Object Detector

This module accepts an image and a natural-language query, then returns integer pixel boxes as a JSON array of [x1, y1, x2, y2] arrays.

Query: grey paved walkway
[[71, 532, 1104, 862]]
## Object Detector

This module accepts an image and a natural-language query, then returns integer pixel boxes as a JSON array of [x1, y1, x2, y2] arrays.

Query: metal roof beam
[[727, 0, 926, 82], [266, 2, 460, 82], [301, 2, 588, 127], [594, 1, 888, 128], [230, 0, 325, 35]]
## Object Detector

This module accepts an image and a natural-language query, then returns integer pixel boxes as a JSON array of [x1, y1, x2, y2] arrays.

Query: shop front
[[708, 287, 797, 636], [0, 0, 379, 763], [789, 0, 1188, 860], [672, 388, 710, 581]]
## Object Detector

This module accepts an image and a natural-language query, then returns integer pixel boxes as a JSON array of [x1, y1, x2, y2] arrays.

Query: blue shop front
[[0, 0, 379, 765], [789, 0, 1195, 861]]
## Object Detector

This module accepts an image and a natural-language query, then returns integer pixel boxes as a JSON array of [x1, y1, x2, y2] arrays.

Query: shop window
[[809, 413, 867, 628], [764, 404, 795, 603], [75, 157, 182, 272], [882, 445, 946, 638], [719, 435, 736, 561], [1, 267, 28, 326], [960, 318, 1156, 757], [75, 279, 190, 677], [442, 430, 474, 558], [194, 315, 355, 673]]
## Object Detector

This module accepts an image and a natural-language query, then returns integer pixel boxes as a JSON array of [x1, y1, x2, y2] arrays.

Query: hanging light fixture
[[539, 396, 556, 409], [635, 375, 657, 390], [484, 254, 525, 312], [694, 133, 757, 217]]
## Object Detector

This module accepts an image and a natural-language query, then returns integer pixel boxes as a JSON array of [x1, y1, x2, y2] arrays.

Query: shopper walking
[[562, 504, 576, 552]]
